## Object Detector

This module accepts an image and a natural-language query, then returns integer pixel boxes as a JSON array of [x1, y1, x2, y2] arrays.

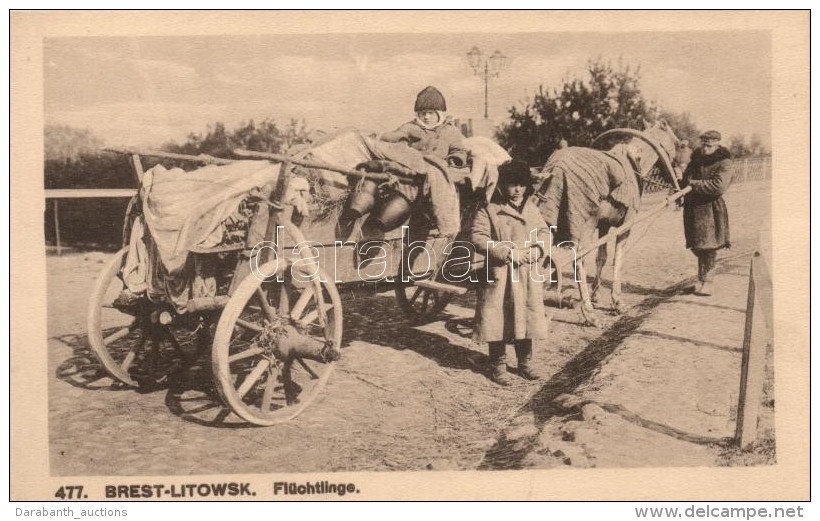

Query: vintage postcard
[[10, 10, 809, 502]]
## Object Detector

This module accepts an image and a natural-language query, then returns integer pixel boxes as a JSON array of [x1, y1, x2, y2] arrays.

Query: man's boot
[[695, 250, 716, 296], [689, 252, 703, 294], [488, 342, 513, 386], [515, 340, 544, 381]]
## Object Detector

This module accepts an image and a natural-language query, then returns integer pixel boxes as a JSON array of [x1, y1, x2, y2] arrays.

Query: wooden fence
[[644, 155, 772, 193], [730, 156, 772, 183]]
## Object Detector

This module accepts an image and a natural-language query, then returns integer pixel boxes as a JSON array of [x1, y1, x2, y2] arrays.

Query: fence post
[[53, 199, 62, 256], [734, 252, 770, 448], [129, 154, 145, 185]]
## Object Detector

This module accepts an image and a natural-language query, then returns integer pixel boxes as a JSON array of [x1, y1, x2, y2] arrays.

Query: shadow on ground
[[478, 257, 748, 470]]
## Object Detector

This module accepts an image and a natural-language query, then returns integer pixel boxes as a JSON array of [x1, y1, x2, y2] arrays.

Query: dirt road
[[46, 181, 772, 475]]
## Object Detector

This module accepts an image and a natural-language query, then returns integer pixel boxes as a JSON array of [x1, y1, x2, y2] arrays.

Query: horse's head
[[592, 122, 681, 188], [642, 119, 681, 168]]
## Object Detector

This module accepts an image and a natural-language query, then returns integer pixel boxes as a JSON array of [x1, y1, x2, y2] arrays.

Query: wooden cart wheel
[[212, 259, 343, 426], [394, 235, 454, 320], [87, 248, 201, 388], [394, 279, 452, 320]]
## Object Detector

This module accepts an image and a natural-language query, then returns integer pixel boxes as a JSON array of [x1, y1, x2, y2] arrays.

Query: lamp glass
[[489, 50, 506, 75], [467, 46, 482, 71]]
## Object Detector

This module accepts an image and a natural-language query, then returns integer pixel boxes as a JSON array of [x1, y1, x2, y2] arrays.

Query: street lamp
[[467, 47, 509, 119]]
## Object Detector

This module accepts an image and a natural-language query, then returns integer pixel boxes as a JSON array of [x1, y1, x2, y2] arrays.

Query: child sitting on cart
[[380, 85, 466, 160], [470, 160, 550, 386]]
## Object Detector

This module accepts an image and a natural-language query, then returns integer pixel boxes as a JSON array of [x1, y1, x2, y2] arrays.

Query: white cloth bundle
[[463, 136, 512, 202]]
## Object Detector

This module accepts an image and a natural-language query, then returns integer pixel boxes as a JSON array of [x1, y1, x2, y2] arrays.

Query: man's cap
[[699, 130, 721, 141]]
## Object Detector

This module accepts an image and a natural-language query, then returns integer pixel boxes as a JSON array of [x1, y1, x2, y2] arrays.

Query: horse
[[535, 120, 680, 326]]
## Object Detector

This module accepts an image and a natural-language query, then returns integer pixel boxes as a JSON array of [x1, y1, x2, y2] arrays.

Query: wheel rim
[[394, 236, 453, 319], [395, 281, 452, 319], [87, 248, 201, 388], [212, 261, 342, 426]]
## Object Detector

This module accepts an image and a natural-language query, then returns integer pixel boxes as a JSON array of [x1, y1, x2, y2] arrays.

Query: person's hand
[[518, 247, 541, 265], [355, 160, 385, 173], [405, 125, 424, 142], [494, 246, 516, 265]]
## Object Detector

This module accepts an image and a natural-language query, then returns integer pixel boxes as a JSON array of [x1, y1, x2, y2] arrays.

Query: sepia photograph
[[10, 10, 809, 502]]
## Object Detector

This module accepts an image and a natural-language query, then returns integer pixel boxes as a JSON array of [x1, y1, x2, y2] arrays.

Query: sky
[[44, 31, 771, 149]]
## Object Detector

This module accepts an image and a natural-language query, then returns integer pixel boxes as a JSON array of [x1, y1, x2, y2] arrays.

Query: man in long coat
[[471, 160, 550, 385], [682, 130, 733, 296]]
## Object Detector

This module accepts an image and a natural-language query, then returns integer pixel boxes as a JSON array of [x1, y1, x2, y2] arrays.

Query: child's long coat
[[470, 199, 551, 342]]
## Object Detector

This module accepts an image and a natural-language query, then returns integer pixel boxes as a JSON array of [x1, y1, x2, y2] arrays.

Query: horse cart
[[88, 136, 565, 427], [88, 124, 686, 427]]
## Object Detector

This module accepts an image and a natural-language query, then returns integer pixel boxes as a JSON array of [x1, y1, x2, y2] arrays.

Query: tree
[[727, 133, 768, 158], [497, 58, 659, 166], [747, 134, 767, 156], [164, 118, 313, 158], [728, 134, 750, 158], [44, 125, 132, 189], [44, 124, 104, 161]]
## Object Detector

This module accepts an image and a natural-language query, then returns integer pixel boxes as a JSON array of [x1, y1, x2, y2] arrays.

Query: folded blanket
[[462, 136, 512, 202]]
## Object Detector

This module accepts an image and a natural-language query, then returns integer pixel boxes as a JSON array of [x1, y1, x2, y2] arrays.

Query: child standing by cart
[[470, 160, 550, 386]]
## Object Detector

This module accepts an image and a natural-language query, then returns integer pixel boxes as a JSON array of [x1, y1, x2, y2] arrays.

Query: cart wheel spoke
[[228, 345, 264, 363], [261, 367, 277, 412], [236, 359, 271, 398], [256, 288, 277, 321], [296, 357, 320, 379], [235, 318, 264, 333], [103, 323, 135, 345], [409, 286, 423, 305], [119, 332, 146, 374], [298, 304, 333, 328], [289, 287, 315, 322], [420, 291, 430, 314]]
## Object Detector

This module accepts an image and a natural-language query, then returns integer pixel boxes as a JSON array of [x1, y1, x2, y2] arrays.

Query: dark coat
[[682, 146, 733, 250], [470, 198, 551, 343]]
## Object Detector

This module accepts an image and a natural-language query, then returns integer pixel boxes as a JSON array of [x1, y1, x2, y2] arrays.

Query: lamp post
[[467, 47, 508, 119]]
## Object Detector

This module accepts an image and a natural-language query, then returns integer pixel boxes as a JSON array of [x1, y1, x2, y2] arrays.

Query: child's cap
[[415, 86, 447, 112], [498, 159, 533, 186]]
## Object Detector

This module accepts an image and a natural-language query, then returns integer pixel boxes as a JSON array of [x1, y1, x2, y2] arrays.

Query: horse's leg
[[611, 229, 630, 314], [591, 226, 609, 305], [576, 251, 600, 328]]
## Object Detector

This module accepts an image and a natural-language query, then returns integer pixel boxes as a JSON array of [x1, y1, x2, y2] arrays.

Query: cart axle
[[413, 279, 468, 295]]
